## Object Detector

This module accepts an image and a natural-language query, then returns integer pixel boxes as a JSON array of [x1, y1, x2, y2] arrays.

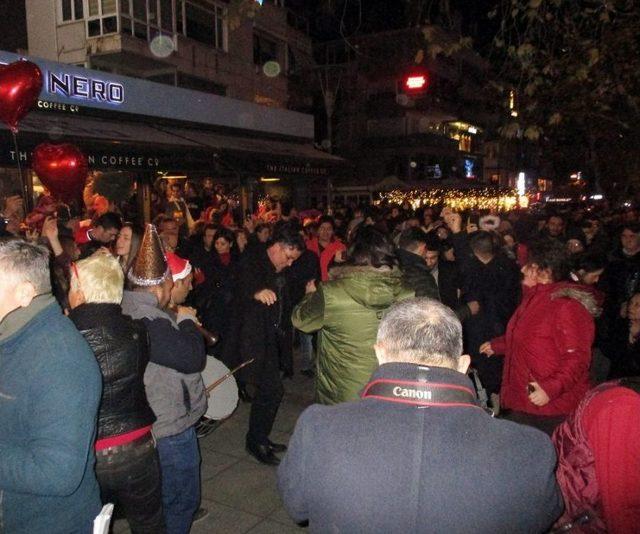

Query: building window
[[87, 0, 117, 37], [120, 0, 175, 41], [450, 132, 472, 153], [285, 45, 297, 75], [60, 0, 84, 22], [254, 34, 278, 65], [177, 1, 226, 50]]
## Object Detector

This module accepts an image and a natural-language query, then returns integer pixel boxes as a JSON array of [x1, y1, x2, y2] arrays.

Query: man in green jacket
[[293, 227, 413, 404]]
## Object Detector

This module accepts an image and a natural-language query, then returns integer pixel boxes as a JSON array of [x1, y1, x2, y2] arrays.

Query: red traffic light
[[404, 73, 428, 92]]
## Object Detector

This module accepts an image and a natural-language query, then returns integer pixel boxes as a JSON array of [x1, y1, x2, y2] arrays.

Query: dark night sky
[[288, 0, 499, 50], [0, 2, 28, 52]]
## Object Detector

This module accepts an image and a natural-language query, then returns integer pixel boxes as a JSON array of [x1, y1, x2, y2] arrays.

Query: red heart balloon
[[32, 143, 89, 202], [0, 60, 43, 132]]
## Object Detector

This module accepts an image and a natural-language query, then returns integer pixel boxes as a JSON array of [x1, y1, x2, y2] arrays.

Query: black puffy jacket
[[68, 302, 155, 439]]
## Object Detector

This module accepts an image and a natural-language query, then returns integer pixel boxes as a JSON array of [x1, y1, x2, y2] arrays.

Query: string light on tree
[[379, 188, 522, 212]]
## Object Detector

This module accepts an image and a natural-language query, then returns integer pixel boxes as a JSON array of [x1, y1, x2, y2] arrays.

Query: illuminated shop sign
[[264, 163, 328, 176], [47, 72, 124, 105], [6, 149, 159, 169]]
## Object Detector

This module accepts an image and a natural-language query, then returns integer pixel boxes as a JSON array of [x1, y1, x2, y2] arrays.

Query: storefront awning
[[0, 112, 343, 176]]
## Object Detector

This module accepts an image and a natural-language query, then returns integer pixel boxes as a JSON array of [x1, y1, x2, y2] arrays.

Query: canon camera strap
[[361, 378, 480, 409]]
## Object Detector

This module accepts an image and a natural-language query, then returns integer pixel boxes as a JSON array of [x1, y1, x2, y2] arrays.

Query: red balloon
[[0, 60, 43, 133], [32, 143, 89, 202]]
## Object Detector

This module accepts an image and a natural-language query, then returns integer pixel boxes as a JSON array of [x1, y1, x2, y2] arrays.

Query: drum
[[201, 356, 239, 421]]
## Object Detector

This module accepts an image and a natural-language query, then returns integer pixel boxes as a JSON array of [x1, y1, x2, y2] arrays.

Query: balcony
[[366, 115, 456, 140]]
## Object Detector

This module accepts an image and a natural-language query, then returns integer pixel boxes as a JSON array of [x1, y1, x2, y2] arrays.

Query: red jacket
[[73, 225, 92, 245], [306, 237, 346, 282], [492, 282, 596, 416], [553, 382, 640, 533]]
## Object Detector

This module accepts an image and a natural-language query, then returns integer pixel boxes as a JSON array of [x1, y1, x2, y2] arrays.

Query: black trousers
[[500, 410, 566, 437], [95, 436, 166, 534], [472, 354, 504, 396], [247, 337, 285, 446]]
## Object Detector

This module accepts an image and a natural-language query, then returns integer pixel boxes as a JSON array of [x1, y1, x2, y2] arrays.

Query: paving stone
[[108, 351, 316, 533], [199, 417, 250, 458], [268, 506, 303, 527], [190, 499, 263, 534], [246, 518, 306, 533], [111, 518, 130, 534], [200, 450, 241, 481], [201, 459, 282, 517]]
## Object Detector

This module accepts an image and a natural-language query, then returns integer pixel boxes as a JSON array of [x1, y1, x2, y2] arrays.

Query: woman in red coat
[[305, 215, 346, 282], [480, 240, 599, 434]]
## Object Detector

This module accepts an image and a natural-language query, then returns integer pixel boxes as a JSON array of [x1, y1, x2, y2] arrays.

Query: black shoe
[[267, 439, 287, 453], [238, 385, 253, 403], [246, 442, 281, 466], [192, 507, 209, 524]]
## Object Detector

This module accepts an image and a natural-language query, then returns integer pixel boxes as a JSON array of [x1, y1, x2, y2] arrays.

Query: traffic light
[[403, 71, 429, 95]]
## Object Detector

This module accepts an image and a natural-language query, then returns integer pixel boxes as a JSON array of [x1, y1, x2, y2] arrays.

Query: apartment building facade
[[23, 0, 314, 111]]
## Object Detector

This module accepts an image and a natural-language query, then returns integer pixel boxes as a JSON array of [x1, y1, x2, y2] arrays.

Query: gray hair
[[376, 298, 463, 367], [0, 238, 52, 294]]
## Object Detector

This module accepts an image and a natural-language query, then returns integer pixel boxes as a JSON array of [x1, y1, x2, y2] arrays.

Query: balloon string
[[10, 130, 31, 213]]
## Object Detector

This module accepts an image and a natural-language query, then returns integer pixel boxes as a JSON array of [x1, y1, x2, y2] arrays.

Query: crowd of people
[[1, 176, 640, 533]]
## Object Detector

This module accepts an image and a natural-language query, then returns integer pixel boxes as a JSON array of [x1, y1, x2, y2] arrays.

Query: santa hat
[[127, 224, 170, 286], [166, 252, 192, 282]]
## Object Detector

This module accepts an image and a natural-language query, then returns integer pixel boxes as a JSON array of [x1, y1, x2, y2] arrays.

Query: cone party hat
[[127, 223, 170, 286]]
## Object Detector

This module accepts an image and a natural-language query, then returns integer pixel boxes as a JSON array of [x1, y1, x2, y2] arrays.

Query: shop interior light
[[163, 175, 187, 179], [260, 177, 281, 182], [517, 171, 526, 196]]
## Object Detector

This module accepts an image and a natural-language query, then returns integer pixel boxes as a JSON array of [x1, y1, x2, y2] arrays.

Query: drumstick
[[205, 359, 255, 394]]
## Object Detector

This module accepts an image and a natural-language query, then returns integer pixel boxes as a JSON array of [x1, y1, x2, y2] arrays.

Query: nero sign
[[47, 72, 124, 105]]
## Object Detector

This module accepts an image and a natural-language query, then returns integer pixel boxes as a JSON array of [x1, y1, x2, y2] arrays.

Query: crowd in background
[[2, 175, 640, 533]]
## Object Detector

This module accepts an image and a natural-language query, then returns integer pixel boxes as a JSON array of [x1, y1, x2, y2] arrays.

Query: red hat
[[166, 252, 192, 282]]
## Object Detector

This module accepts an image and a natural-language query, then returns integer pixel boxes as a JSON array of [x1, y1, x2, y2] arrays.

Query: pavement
[[113, 360, 315, 534]]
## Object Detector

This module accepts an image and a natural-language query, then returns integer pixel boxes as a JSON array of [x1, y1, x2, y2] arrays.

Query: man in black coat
[[278, 298, 563, 533], [397, 228, 478, 322], [286, 245, 321, 376], [447, 222, 521, 397], [222, 222, 305, 465]]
